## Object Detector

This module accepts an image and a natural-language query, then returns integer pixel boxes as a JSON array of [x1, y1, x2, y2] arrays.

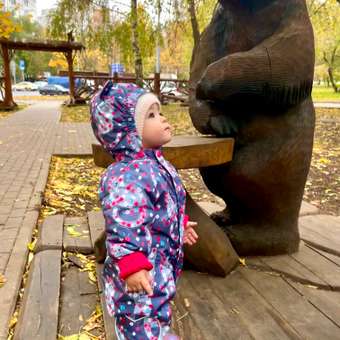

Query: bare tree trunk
[[131, 0, 144, 87], [327, 67, 338, 93], [323, 48, 339, 93], [187, 0, 200, 59]]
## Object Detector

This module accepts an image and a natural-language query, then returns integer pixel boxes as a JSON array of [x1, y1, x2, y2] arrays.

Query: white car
[[12, 81, 37, 91], [161, 81, 187, 100]]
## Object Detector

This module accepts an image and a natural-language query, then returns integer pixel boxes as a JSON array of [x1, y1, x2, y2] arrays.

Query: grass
[[60, 104, 90, 123], [312, 86, 340, 102]]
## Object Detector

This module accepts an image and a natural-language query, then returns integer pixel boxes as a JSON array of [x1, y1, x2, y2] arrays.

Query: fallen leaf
[[0, 273, 6, 287], [239, 258, 246, 266]]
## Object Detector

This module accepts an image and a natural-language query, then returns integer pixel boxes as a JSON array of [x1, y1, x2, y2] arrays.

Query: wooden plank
[[240, 259, 340, 339], [207, 269, 301, 339], [171, 283, 205, 340], [88, 198, 239, 276], [87, 210, 106, 262], [299, 215, 340, 256], [58, 266, 99, 336], [182, 270, 255, 339], [92, 135, 234, 169], [184, 192, 239, 277], [63, 216, 93, 254], [174, 271, 233, 339], [35, 214, 64, 253], [96, 263, 117, 340], [13, 250, 62, 340], [87, 210, 105, 248], [290, 243, 340, 290], [299, 201, 319, 216], [305, 243, 340, 267], [254, 248, 331, 288], [257, 248, 340, 327]]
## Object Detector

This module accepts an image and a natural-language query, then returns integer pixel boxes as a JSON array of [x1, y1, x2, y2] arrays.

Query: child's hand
[[184, 221, 199, 245], [125, 269, 153, 296]]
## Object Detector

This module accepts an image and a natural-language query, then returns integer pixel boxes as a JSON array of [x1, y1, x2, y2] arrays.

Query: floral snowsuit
[[90, 81, 189, 339]]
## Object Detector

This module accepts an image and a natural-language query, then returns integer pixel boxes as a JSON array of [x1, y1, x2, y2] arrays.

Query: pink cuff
[[117, 251, 153, 280], [183, 214, 189, 229]]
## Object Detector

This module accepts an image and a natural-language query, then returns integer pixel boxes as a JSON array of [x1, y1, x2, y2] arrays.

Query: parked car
[[34, 81, 48, 90], [39, 84, 69, 95], [12, 81, 37, 91], [161, 81, 187, 100]]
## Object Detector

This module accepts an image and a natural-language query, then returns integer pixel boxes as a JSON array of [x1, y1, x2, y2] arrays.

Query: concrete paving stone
[[12, 201, 28, 210], [0, 238, 15, 253], [0, 101, 102, 338], [0, 229, 17, 240], [4, 192, 18, 199], [0, 214, 8, 226], [0, 252, 9, 273], [8, 209, 26, 218], [0, 206, 12, 215]]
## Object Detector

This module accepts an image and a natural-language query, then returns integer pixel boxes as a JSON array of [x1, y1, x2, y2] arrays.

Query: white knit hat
[[134, 92, 161, 138]]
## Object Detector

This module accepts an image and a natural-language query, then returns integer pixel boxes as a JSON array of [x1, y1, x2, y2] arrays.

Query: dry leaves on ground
[[47, 105, 339, 217], [41, 156, 104, 218]]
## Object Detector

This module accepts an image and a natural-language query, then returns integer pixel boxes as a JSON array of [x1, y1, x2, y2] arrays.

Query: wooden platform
[[92, 135, 235, 169], [11, 203, 340, 339]]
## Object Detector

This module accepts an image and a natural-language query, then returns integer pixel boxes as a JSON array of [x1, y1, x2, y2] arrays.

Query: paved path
[[0, 101, 97, 339], [313, 101, 340, 109]]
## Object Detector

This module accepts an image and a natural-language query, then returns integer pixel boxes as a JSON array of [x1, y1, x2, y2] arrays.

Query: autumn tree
[[309, 0, 340, 92], [0, 3, 21, 38]]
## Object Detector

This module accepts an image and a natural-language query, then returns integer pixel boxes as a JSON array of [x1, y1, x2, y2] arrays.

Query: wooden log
[[35, 214, 64, 253], [58, 266, 99, 337], [63, 216, 93, 254], [13, 250, 62, 340], [92, 135, 234, 169], [184, 192, 239, 277], [88, 195, 238, 277]]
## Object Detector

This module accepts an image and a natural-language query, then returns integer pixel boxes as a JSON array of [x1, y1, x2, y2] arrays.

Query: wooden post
[[154, 72, 160, 97], [113, 72, 118, 83], [1, 43, 16, 109], [66, 50, 75, 103]]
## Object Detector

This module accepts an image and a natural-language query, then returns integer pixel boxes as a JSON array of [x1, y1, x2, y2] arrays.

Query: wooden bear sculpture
[[189, 0, 316, 255]]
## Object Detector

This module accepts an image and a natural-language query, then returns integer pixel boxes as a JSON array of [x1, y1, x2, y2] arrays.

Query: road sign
[[19, 60, 25, 71], [110, 63, 124, 75]]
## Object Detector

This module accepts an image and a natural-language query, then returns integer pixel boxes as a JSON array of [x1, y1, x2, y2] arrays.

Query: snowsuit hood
[[90, 81, 150, 162]]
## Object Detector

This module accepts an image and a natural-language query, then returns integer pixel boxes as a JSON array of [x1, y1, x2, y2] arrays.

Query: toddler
[[90, 81, 198, 339]]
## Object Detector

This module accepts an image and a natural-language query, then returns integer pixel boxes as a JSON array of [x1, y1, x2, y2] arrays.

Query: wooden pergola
[[0, 38, 85, 109]]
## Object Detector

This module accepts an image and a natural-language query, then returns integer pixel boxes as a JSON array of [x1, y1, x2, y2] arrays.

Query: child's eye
[[159, 112, 164, 117], [148, 112, 155, 118]]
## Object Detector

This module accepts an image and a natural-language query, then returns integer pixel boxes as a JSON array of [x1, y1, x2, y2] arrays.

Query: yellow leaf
[[319, 157, 330, 164], [27, 238, 37, 252], [66, 226, 82, 237], [239, 258, 246, 266], [88, 271, 97, 284], [0, 273, 6, 287], [8, 314, 18, 328], [58, 334, 91, 340]]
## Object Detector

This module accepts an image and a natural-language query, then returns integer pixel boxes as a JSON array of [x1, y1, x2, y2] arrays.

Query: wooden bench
[[12, 211, 340, 339], [92, 135, 239, 276]]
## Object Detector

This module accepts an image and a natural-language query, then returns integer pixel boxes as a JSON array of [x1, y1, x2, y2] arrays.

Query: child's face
[[142, 103, 172, 149]]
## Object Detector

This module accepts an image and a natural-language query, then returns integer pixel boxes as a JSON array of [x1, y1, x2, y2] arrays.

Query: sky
[[36, 0, 57, 15]]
